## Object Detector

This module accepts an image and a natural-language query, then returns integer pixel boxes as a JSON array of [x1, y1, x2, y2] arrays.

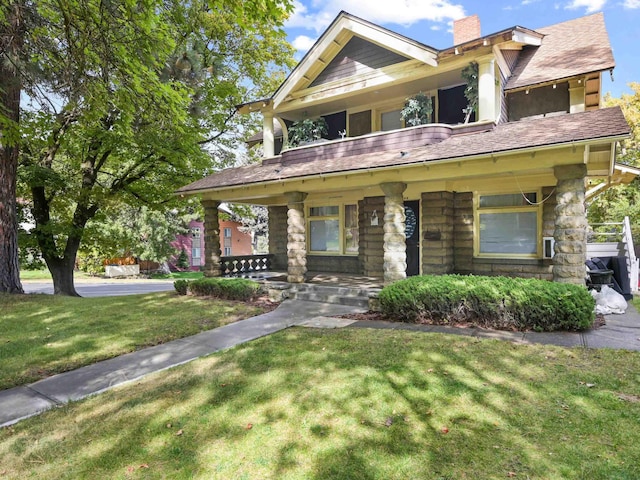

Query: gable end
[[309, 36, 410, 88]]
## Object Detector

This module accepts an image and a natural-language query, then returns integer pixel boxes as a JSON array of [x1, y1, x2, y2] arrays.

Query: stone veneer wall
[[307, 256, 361, 274], [359, 196, 385, 278], [453, 192, 474, 273], [268, 206, 288, 271], [421, 191, 454, 274], [451, 189, 554, 280]]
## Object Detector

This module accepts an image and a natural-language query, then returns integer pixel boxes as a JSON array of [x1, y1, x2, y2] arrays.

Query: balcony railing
[[221, 254, 273, 276]]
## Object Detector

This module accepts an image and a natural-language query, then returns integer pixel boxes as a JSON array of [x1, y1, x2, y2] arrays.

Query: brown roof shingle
[[505, 13, 614, 91], [178, 107, 629, 194]]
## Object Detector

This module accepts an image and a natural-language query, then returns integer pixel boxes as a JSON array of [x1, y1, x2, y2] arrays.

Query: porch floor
[[239, 271, 384, 290]]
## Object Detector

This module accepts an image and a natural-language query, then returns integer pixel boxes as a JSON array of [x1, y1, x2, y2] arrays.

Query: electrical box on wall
[[543, 237, 555, 259]]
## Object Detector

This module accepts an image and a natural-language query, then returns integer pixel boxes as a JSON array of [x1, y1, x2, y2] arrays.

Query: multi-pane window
[[224, 247, 232, 256], [191, 227, 202, 266], [308, 204, 358, 254], [476, 192, 539, 257], [223, 227, 232, 238]]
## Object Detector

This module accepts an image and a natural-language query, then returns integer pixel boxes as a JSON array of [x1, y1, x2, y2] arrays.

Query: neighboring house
[[170, 217, 252, 271], [177, 11, 639, 286]]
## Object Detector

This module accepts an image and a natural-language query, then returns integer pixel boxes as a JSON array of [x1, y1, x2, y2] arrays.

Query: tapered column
[[263, 112, 274, 158], [380, 182, 407, 284], [286, 191, 307, 283], [477, 55, 497, 122], [202, 199, 222, 277], [553, 165, 587, 285]]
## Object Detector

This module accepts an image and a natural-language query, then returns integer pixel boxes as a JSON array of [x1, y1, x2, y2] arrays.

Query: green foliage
[[176, 248, 190, 269], [173, 279, 189, 295], [590, 84, 640, 244], [461, 61, 479, 122], [287, 118, 329, 147], [76, 250, 105, 275], [189, 277, 261, 301], [9, 0, 295, 295], [401, 92, 433, 127], [378, 275, 595, 331]]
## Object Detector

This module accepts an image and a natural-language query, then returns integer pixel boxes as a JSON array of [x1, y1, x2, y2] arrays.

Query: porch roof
[[178, 107, 630, 195]]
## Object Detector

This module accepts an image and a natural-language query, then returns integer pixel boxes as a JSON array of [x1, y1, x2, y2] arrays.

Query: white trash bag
[[591, 285, 628, 315]]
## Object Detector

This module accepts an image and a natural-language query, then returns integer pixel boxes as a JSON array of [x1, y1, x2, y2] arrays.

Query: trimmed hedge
[[174, 279, 189, 296], [187, 277, 261, 301], [378, 275, 595, 332]]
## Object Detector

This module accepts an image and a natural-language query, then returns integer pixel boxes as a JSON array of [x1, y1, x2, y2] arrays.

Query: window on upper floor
[[507, 82, 569, 121], [438, 85, 474, 125]]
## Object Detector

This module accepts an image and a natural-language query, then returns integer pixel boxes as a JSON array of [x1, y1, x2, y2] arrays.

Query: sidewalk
[[1, 299, 639, 428]]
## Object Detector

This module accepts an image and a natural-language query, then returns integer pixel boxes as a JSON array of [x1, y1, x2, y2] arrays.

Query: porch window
[[476, 192, 540, 257], [308, 204, 358, 254]]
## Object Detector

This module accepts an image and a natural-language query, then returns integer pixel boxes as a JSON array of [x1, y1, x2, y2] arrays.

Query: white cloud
[[564, 0, 607, 13], [291, 35, 318, 51], [623, 0, 640, 8], [286, 0, 466, 34]]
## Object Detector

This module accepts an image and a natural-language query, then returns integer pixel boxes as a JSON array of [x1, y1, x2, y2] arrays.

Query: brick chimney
[[453, 15, 481, 45]]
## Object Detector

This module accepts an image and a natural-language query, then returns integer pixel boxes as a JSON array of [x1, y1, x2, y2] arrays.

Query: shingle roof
[[177, 107, 629, 194], [505, 13, 614, 91]]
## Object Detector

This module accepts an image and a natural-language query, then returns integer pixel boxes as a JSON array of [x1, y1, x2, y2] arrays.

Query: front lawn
[[0, 292, 267, 390], [1, 328, 639, 479]]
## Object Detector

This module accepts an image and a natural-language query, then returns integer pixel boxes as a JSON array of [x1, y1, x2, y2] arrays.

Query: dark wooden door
[[405, 200, 420, 276]]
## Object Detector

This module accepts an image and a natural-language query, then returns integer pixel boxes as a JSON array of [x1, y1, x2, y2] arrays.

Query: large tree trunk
[[47, 257, 80, 297], [0, 1, 25, 294]]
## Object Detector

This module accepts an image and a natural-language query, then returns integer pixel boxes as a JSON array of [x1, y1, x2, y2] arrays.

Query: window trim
[[306, 203, 359, 256], [473, 189, 542, 259]]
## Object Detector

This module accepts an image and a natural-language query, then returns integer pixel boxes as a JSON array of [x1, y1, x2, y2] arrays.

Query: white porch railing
[[587, 217, 638, 293]]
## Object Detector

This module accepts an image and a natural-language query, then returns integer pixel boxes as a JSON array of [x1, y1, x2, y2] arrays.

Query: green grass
[[19, 269, 96, 281], [149, 271, 204, 280], [1, 328, 639, 479], [0, 292, 266, 390]]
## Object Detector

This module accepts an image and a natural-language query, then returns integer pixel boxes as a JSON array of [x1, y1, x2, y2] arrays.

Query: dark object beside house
[[586, 257, 632, 300]]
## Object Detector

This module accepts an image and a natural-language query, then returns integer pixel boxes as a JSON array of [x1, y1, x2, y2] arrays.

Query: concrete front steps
[[287, 283, 379, 310]]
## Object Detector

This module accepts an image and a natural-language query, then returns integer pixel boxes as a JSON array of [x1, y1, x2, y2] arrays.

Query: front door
[[405, 200, 420, 276]]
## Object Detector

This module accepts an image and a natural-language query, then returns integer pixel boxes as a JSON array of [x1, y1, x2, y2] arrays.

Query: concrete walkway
[[1, 299, 639, 428]]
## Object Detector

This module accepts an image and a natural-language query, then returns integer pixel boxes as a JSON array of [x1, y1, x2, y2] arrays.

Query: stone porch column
[[380, 182, 407, 284], [553, 165, 587, 285], [202, 199, 222, 277], [285, 191, 307, 283]]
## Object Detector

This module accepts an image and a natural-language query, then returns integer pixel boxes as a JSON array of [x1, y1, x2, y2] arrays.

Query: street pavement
[[22, 280, 175, 297]]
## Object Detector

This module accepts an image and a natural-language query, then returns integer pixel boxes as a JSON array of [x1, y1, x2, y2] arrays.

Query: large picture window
[[476, 192, 540, 257], [308, 204, 358, 254]]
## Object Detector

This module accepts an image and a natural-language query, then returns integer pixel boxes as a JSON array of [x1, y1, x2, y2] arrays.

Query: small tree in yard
[[176, 248, 190, 269]]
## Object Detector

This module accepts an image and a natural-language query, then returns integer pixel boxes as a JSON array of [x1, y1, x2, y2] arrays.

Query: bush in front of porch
[[378, 275, 594, 332], [177, 277, 261, 301]]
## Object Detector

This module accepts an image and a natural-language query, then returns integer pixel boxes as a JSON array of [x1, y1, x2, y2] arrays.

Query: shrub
[[378, 275, 595, 332], [188, 277, 261, 301], [176, 248, 190, 269], [174, 279, 189, 295]]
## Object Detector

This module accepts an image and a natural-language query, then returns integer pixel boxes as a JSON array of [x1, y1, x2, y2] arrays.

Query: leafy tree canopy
[[588, 84, 640, 243], [4, 0, 295, 295]]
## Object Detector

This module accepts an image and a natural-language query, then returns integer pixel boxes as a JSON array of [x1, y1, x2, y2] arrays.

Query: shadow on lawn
[[2, 328, 639, 479]]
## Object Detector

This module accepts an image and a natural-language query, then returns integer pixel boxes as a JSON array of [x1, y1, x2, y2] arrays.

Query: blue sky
[[284, 0, 640, 99]]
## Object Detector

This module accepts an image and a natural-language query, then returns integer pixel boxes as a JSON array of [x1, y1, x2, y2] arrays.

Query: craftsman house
[[178, 11, 639, 288]]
